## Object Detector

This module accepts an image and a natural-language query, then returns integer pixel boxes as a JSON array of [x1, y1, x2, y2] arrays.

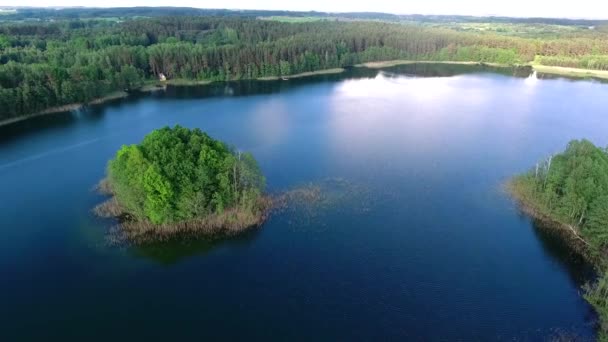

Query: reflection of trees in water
[[0, 63, 539, 145], [0, 95, 135, 144], [382, 63, 532, 79], [517, 213, 599, 337], [127, 178, 376, 264], [129, 228, 261, 265], [527, 214, 596, 286], [536, 72, 608, 83]]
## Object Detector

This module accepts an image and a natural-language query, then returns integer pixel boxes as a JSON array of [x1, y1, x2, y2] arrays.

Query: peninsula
[[508, 139, 608, 338]]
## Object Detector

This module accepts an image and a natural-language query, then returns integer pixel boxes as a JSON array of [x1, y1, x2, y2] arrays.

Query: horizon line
[[1, 6, 607, 21]]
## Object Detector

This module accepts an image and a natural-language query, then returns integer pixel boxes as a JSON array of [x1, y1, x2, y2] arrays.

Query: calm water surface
[[0, 65, 606, 340]]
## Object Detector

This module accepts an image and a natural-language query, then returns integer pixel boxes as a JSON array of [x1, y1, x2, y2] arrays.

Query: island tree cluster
[[104, 126, 266, 231], [2, 16, 608, 121]]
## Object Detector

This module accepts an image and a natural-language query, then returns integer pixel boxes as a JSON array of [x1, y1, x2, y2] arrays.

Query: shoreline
[[2, 62, 607, 128], [0, 69, 345, 128], [257, 68, 345, 81], [505, 179, 592, 258], [162, 79, 213, 86], [506, 178, 607, 337], [94, 178, 272, 245], [355, 60, 516, 69], [356, 59, 608, 81], [0, 91, 129, 127], [532, 64, 608, 80], [99, 198, 270, 245]]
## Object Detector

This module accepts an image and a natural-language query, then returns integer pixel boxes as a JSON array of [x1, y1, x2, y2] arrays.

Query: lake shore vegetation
[[508, 140, 608, 337], [2, 15, 608, 122]]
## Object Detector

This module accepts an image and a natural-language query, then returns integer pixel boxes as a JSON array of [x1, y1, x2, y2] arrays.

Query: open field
[[261, 16, 333, 23]]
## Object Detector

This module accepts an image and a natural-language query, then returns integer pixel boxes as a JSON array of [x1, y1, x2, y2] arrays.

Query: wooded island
[[96, 126, 268, 242]]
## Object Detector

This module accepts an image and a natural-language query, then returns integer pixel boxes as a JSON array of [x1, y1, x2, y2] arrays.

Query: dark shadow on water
[[128, 227, 262, 266], [527, 215, 596, 285], [383, 63, 532, 78], [524, 216, 599, 336], [126, 178, 373, 265], [537, 72, 608, 84], [0, 95, 139, 145]]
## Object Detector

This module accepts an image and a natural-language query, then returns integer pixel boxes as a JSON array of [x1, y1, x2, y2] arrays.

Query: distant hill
[[0, 6, 606, 26]]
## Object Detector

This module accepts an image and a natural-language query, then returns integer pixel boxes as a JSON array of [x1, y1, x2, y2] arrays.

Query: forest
[[106, 125, 265, 226], [510, 140, 608, 337], [1, 14, 608, 121]]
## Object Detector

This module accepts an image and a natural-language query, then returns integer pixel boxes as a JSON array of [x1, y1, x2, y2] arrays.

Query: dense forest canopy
[[1, 13, 608, 121], [512, 140, 608, 256], [511, 140, 608, 336], [107, 125, 265, 225]]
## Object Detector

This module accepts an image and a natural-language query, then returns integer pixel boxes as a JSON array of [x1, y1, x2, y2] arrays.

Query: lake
[[0, 64, 605, 340]]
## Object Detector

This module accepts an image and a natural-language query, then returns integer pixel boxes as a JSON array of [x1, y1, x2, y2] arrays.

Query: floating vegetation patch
[[94, 177, 377, 246], [269, 178, 376, 231]]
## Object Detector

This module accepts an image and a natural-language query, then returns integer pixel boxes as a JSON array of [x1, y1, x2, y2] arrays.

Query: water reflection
[[1, 62, 606, 340], [0, 63, 536, 146], [0, 95, 138, 145], [525, 70, 539, 86], [528, 217, 599, 333], [529, 217, 596, 286], [382, 63, 531, 79], [250, 98, 290, 146], [129, 228, 261, 265], [537, 72, 608, 83]]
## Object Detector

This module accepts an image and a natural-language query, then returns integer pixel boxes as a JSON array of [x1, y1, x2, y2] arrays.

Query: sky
[[2, 0, 607, 19]]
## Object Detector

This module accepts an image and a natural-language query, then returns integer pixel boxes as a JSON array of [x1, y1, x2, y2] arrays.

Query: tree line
[[3, 7, 608, 27], [510, 140, 608, 338], [1, 16, 608, 121]]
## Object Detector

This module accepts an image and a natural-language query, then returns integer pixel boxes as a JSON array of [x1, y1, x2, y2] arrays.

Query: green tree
[[107, 126, 265, 225]]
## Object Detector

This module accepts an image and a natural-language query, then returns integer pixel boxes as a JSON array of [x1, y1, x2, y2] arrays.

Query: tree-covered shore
[[96, 126, 269, 243], [508, 140, 608, 338], [2, 14, 608, 122]]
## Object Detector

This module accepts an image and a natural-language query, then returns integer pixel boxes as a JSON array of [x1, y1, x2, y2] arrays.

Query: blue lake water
[[0, 64, 605, 340]]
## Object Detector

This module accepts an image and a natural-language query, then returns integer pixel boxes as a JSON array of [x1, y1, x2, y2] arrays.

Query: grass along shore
[[95, 194, 272, 245], [257, 68, 345, 80], [532, 64, 608, 80], [355, 60, 515, 68], [356, 59, 608, 80]]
